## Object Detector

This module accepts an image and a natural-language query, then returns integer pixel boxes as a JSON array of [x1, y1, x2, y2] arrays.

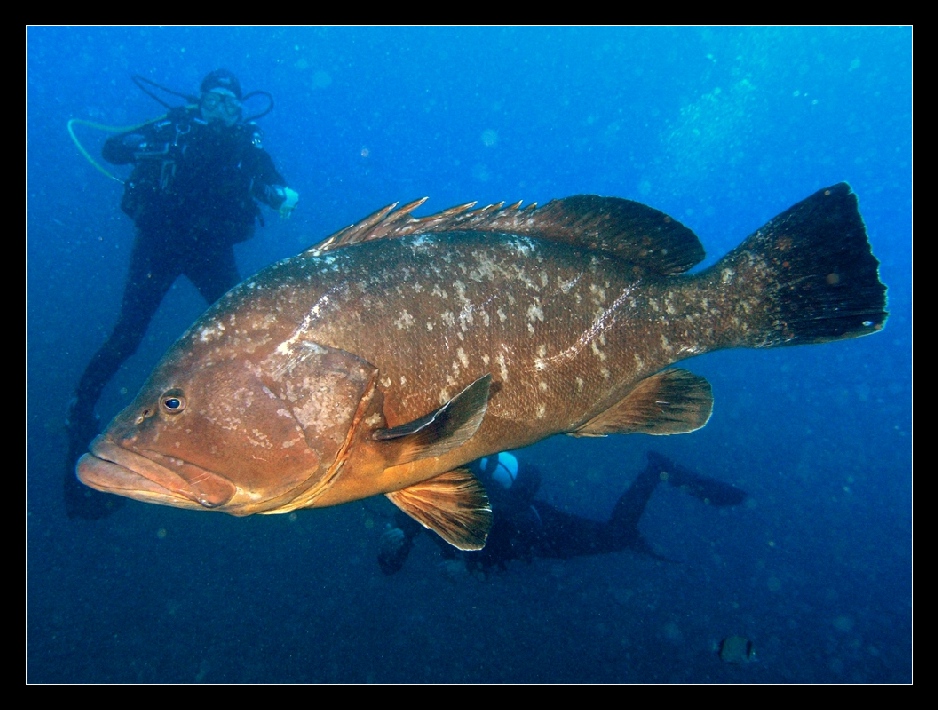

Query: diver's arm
[[248, 138, 298, 216], [259, 183, 299, 218], [102, 131, 148, 165], [102, 109, 189, 166]]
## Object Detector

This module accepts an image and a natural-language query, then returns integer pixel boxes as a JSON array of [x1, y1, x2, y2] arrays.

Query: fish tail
[[707, 183, 888, 348]]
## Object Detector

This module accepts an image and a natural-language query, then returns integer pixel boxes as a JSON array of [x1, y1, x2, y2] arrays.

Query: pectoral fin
[[572, 369, 713, 437], [386, 468, 493, 551], [373, 374, 492, 465]]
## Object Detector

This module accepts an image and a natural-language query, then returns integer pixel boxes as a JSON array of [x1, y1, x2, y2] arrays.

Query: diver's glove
[[378, 525, 412, 575], [278, 187, 299, 219]]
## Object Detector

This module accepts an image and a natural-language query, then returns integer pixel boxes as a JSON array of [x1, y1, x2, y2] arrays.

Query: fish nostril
[[134, 407, 155, 426]]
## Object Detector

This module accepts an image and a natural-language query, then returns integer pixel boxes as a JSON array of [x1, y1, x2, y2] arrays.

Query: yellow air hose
[[66, 116, 168, 184]]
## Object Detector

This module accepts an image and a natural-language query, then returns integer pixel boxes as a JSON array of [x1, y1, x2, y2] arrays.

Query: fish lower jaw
[[75, 453, 206, 510], [78, 438, 230, 511]]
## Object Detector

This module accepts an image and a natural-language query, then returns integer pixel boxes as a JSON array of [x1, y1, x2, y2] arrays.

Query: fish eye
[[160, 389, 187, 415]]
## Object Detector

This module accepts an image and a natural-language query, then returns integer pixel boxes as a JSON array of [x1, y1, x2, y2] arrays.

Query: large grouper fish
[[77, 183, 887, 550]]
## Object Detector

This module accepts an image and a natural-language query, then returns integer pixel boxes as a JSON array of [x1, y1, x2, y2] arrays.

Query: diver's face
[[200, 89, 242, 127]]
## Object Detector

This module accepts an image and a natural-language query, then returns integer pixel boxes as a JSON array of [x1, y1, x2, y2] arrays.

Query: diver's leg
[[65, 231, 178, 519], [652, 451, 748, 506], [525, 460, 665, 561], [605, 455, 663, 544], [494, 458, 661, 561], [70, 232, 177, 423], [185, 241, 243, 306]]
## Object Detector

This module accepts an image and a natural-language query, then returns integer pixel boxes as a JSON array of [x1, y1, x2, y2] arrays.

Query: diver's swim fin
[[647, 451, 747, 507]]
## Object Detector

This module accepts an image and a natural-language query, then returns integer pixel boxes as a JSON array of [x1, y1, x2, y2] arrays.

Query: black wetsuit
[[377, 451, 747, 576], [65, 107, 292, 519]]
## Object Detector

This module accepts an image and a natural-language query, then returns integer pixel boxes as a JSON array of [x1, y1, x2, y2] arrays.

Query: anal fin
[[572, 369, 713, 437], [386, 468, 493, 551]]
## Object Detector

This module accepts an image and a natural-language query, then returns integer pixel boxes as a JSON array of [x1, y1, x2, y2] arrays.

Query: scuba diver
[[377, 450, 748, 576], [64, 69, 299, 520]]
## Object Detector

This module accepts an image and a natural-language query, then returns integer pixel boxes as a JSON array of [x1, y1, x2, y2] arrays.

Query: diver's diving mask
[[200, 89, 242, 126]]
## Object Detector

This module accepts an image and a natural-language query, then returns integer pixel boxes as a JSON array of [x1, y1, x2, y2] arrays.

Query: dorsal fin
[[304, 195, 705, 275]]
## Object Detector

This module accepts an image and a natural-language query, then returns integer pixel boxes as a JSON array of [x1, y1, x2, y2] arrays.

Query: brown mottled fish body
[[78, 185, 887, 549]]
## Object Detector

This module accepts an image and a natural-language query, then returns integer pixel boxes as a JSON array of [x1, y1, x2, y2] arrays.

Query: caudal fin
[[711, 183, 888, 348]]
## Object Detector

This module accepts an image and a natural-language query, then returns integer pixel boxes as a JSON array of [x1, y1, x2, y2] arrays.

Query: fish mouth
[[77, 436, 236, 510]]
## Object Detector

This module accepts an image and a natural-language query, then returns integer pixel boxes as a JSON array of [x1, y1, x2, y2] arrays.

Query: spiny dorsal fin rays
[[300, 195, 704, 276], [304, 198, 488, 256], [302, 198, 428, 256], [303, 199, 539, 256]]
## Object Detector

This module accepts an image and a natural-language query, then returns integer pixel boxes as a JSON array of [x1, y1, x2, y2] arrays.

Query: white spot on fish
[[496, 352, 509, 382], [410, 235, 434, 250], [533, 344, 550, 372], [394, 310, 415, 330], [590, 341, 607, 361], [558, 275, 580, 293], [510, 238, 535, 258], [589, 283, 606, 304], [458, 302, 475, 330]]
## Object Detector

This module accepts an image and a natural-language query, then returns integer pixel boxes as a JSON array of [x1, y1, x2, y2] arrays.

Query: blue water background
[[27, 27, 912, 683]]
